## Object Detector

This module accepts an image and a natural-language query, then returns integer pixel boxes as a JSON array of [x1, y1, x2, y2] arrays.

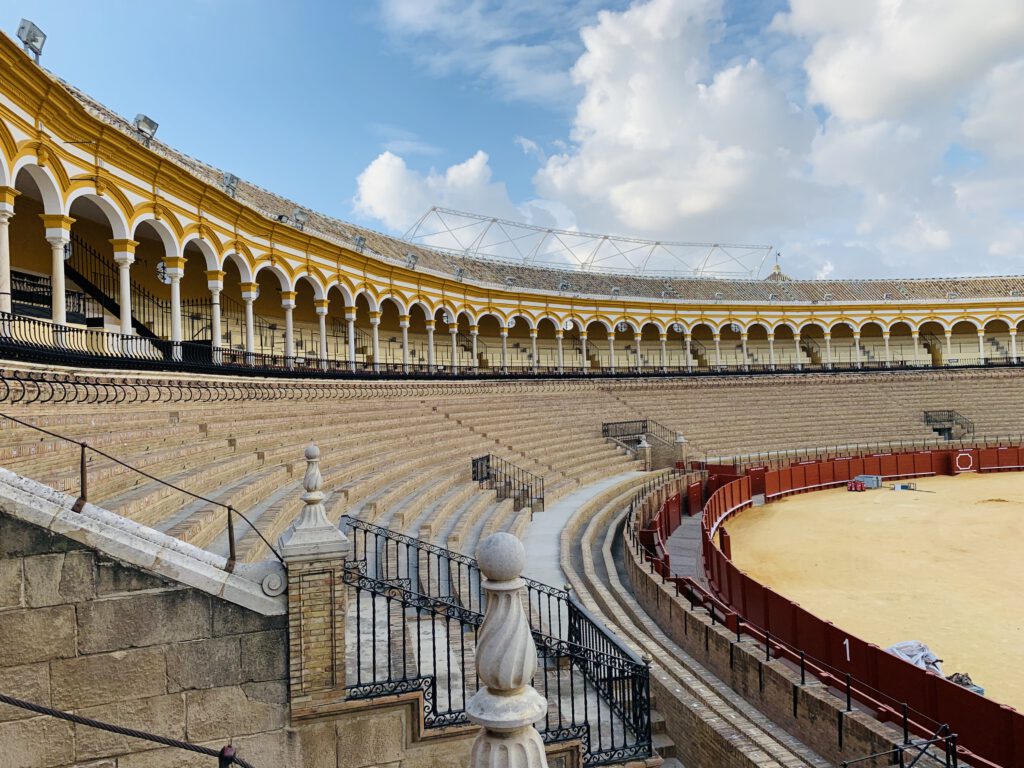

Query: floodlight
[[882, 292, 892, 300], [947, 292, 958, 300], [454, 266, 465, 279], [559, 280, 571, 291], [353, 235, 366, 250], [505, 276, 515, 286], [823, 293, 833, 301], [222, 173, 239, 197], [660, 291, 671, 298], [405, 252, 418, 268], [275, 214, 289, 223], [611, 286, 620, 295], [292, 208, 309, 229], [16, 19, 45, 62], [133, 114, 159, 141], [713, 291, 723, 300], [768, 293, 777, 301]]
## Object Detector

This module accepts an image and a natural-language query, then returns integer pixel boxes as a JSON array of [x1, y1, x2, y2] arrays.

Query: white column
[[945, 330, 953, 364], [824, 333, 832, 368], [713, 333, 721, 368], [530, 329, 538, 373], [634, 335, 641, 372], [400, 315, 410, 373], [1011, 330, 1018, 364], [466, 533, 549, 768], [115, 254, 134, 337], [209, 285, 223, 364], [346, 311, 356, 372], [242, 289, 257, 365], [978, 330, 986, 363], [580, 333, 588, 374], [659, 334, 667, 372], [853, 332, 862, 367], [794, 334, 802, 370], [0, 211, 12, 315], [500, 328, 508, 373], [741, 333, 748, 370], [556, 330, 564, 374], [47, 237, 69, 325], [883, 332, 891, 366], [315, 303, 329, 370], [608, 333, 616, 373], [427, 325, 436, 372], [281, 292, 295, 370], [768, 333, 776, 369], [450, 326, 459, 373], [370, 313, 381, 372], [470, 326, 479, 372], [168, 265, 183, 361], [684, 332, 692, 371], [911, 330, 920, 366]]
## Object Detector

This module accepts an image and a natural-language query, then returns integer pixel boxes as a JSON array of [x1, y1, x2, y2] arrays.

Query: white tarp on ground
[[887, 641, 944, 675]]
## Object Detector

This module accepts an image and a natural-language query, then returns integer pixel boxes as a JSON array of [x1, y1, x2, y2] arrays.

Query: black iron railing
[[471, 454, 544, 512], [340, 516, 651, 766], [924, 410, 975, 436], [601, 419, 675, 445]]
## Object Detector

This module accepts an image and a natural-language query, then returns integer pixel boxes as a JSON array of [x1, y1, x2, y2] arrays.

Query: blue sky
[[10, 1, 1024, 279]]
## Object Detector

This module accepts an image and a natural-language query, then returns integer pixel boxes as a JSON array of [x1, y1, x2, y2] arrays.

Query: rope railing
[[0, 692, 254, 767], [0, 410, 285, 570]]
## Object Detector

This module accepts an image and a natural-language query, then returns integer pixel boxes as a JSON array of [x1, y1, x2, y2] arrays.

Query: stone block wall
[[0, 510, 298, 767]]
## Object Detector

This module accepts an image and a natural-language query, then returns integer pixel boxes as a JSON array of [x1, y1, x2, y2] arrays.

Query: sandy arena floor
[[725, 472, 1024, 709]]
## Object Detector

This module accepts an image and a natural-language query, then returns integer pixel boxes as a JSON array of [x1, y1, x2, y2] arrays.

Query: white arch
[[378, 294, 408, 315], [253, 261, 294, 292], [352, 288, 380, 313], [181, 233, 221, 272], [11, 160, 63, 215], [65, 189, 130, 240], [585, 318, 613, 332], [325, 280, 354, 307], [507, 313, 535, 330], [221, 252, 254, 284], [132, 216, 180, 257], [294, 272, 327, 301]]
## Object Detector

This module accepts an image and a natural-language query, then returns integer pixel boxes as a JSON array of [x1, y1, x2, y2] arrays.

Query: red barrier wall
[[690, 446, 1024, 768]]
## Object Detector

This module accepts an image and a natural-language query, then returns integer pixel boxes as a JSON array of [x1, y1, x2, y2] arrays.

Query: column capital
[[767, 332, 775, 340], [369, 310, 381, 321], [529, 328, 538, 338], [911, 329, 920, 337], [882, 331, 890, 339], [977, 329, 986, 336], [206, 270, 225, 291], [40, 214, 75, 239], [555, 329, 564, 339], [164, 256, 186, 271], [240, 282, 259, 300], [499, 328, 508, 337], [398, 313, 410, 323], [659, 333, 667, 341], [469, 325, 479, 334], [108, 238, 139, 255], [1010, 329, 1018, 336], [344, 308, 357, 320], [314, 299, 330, 314], [0, 185, 20, 212], [944, 329, 952, 337], [280, 290, 297, 309]]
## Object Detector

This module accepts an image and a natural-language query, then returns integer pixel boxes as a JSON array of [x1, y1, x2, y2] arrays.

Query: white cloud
[[963, 58, 1024, 160]]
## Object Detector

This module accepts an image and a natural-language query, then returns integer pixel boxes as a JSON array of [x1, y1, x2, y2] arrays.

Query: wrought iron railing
[[601, 419, 675, 445], [340, 515, 651, 765], [924, 409, 975, 436], [471, 454, 544, 512]]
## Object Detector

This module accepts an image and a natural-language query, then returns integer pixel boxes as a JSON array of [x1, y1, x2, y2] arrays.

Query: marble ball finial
[[476, 532, 525, 582], [305, 442, 320, 461]]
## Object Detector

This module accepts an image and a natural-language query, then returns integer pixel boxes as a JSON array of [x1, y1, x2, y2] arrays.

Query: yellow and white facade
[[2, 32, 1024, 375]]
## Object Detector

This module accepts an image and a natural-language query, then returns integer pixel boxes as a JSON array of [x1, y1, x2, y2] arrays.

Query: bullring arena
[[0, 22, 1024, 768]]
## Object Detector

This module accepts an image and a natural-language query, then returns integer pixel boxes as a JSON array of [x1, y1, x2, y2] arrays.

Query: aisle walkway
[[665, 513, 706, 584], [521, 470, 643, 587]]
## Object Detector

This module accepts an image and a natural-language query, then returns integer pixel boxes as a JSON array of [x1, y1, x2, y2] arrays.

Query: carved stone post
[[279, 444, 351, 702], [637, 435, 652, 471], [468, 533, 549, 768]]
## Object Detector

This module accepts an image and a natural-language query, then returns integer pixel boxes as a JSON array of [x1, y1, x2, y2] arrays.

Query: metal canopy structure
[[403, 207, 774, 278]]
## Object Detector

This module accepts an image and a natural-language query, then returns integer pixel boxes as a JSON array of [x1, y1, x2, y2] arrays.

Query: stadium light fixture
[[222, 173, 239, 197], [611, 286, 620, 296], [823, 293, 833, 301], [559, 280, 571, 291], [292, 208, 309, 230], [133, 114, 159, 142], [454, 266, 465, 280], [353, 235, 366, 250], [16, 19, 45, 62], [505, 276, 515, 286], [405, 252, 418, 268]]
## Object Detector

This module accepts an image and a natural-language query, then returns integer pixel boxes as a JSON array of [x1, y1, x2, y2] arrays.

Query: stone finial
[[637, 436, 650, 449], [467, 533, 549, 768], [278, 443, 350, 561]]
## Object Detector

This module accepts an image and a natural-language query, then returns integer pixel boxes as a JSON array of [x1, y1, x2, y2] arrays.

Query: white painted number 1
[[843, 638, 851, 662]]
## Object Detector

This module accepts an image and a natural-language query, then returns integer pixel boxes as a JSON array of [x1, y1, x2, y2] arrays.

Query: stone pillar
[[555, 330, 564, 374], [713, 333, 721, 368], [740, 333, 748, 370], [346, 310, 356, 372], [911, 330, 920, 366], [207, 271, 224, 365], [529, 329, 538, 373], [427, 325, 436, 372], [1011, 330, 1018, 364], [659, 333, 667, 372], [853, 332, 862, 367], [370, 312, 381, 372], [794, 333, 802, 371], [674, 432, 688, 467], [608, 333, 616, 373], [315, 300, 329, 370], [824, 332, 832, 368], [683, 332, 692, 371], [945, 329, 953, 364], [400, 315, 410, 373], [637, 436, 652, 471], [500, 328, 508, 374], [241, 282, 258, 365], [768, 333, 776, 369], [110, 239, 139, 337], [41, 215, 74, 326], [166, 257, 185, 361], [580, 333, 588, 374], [279, 444, 352, 701], [467, 533, 549, 768], [634, 335, 642, 372], [470, 326, 479, 372], [281, 291, 296, 369], [0, 187, 18, 316], [883, 332, 891, 366], [451, 325, 460, 374], [978, 330, 986, 363]]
